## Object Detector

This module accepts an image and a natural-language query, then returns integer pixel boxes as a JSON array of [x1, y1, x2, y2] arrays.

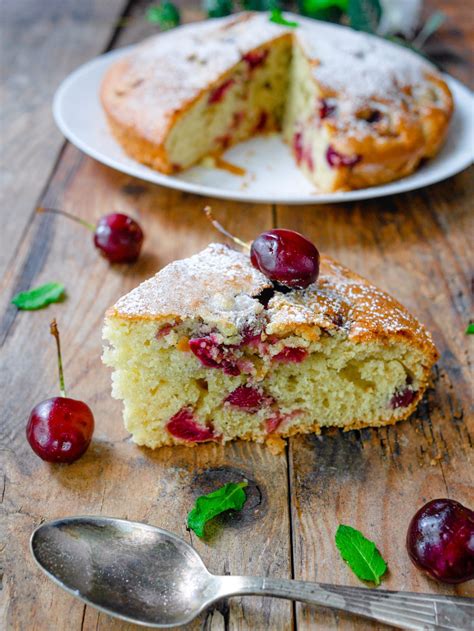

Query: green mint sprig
[[11, 282, 65, 311], [187, 481, 248, 538], [335, 525, 388, 585], [466, 323, 474, 335]]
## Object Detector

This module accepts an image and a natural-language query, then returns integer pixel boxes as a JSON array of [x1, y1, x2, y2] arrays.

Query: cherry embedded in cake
[[102, 242, 438, 453], [101, 12, 453, 193]]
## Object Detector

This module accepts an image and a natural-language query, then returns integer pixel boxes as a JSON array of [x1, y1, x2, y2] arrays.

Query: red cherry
[[225, 385, 274, 413], [26, 398, 94, 463], [189, 335, 241, 376], [166, 407, 219, 443], [272, 347, 308, 363], [326, 146, 361, 168], [208, 78, 235, 104], [243, 49, 269, 70], [38, 207, 144, 264], [391, 387, 417, 409], [94, 213, 144, 263], [250, 229, 320, 289], [319, 99, 336, 119], [406, 499, 474, 584], [26, 320, 94, 463]]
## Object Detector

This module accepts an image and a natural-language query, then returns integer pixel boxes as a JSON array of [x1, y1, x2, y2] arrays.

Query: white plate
[[53, 45, 473, 205]]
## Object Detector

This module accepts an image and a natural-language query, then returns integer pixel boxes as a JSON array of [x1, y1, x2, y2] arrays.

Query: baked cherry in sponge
[[103, 240, 438, 453]]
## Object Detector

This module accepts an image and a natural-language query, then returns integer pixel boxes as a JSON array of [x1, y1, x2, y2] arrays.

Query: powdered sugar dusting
[[111, 243, 436, 356], [113, 243, 271, 331], [103, 11, 442, 143]]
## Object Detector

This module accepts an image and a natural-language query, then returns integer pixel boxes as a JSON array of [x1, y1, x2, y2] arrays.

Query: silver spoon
[[31, 516, 472, 630]]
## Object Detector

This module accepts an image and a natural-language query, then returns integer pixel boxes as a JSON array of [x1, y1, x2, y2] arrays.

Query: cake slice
[[102, 243, 438, 453]]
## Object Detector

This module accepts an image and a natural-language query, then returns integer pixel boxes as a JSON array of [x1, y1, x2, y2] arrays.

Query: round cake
[[101, 12, 453, 193]]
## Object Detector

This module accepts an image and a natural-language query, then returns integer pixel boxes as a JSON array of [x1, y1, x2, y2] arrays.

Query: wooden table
[[1, 2, 472, 629]]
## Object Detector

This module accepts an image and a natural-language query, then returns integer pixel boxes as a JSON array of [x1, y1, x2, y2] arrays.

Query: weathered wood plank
[[0, 142, 291, 629], [278, 168, 473, 630], [0, 0, 128, 279]]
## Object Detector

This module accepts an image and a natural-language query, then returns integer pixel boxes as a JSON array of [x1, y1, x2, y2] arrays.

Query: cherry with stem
[[203, 205, 320, 289], [26, 319, 95, 463], [38, 206, 144, 264]]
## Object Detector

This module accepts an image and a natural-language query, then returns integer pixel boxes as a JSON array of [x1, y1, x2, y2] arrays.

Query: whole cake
[[101, 12, 453, 192], [102, 243, 438, 452]]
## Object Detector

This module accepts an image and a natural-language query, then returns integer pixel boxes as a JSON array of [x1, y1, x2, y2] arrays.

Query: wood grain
[[0, 0, 129, 278], [1, 1, 473, 630]]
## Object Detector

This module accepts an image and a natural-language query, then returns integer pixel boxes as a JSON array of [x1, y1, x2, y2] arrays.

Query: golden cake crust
[[101, 12, 453, 191]]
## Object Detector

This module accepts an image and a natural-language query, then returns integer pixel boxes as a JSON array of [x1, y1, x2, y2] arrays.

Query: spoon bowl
[[31, 516, 220, 627], [31, 516, 473, 630]]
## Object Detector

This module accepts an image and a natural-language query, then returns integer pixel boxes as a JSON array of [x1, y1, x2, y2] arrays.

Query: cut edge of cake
[[102, 244, 438, 454]]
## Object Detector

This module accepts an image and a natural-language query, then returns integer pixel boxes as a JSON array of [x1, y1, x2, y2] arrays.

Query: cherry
[[203, 207, 320, 289], [94, 213, 144, 263], [26, 320, 94, 463], [189, 335, 241, 376], [319, 99, 336, 119], [225, 385, 273, 413], [166, 407, 219, 443], [243, 49, 269, 70], [208, 78, 235, 104], [250, 229, 320, 289], [272, 347, 308, 363], [406, 499, 474, 584], [391, 387, 417, 409], [38, 207, 144, 263], [326, 146, 361, 168]]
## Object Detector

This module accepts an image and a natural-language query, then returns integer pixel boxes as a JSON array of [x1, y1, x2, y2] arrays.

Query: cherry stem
[[50, 319, 66, 398], [203, 206, 250, 251], [37, 207, 95, 232]]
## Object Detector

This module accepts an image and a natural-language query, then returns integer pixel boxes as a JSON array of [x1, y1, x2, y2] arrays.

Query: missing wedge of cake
[[102, 242, 438, 453], [101, 12, 453, 192]]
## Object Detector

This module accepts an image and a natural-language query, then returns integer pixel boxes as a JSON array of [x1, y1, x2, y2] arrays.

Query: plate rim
[[53, 43, 474, 205]]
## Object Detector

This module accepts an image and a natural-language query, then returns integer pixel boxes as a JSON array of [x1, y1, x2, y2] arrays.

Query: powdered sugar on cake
[[111, 243, 436, 356], [107, 12, 437, 140]]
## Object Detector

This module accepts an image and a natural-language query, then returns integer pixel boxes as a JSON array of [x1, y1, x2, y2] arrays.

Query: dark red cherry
[[391, 387, 417, 409], [166, 407, 219, 443], [26, 320, 95, 463], [94, 213, 144, 263], [406, 498, 474, 584], [250, 229, 320, 289], [189, 335, 241, 376], [319, 99, 336, 119], [27, 397, 94, 463]]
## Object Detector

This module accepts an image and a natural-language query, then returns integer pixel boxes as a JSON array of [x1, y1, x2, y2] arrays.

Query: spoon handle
[[216, 576, 473, 630]]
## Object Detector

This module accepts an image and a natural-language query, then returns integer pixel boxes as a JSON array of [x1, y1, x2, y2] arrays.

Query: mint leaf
[[204, 0, 233, 18], [187, 481, 248, 537], [347, 0, 381, 33], [300, 0, 348, 12], [335, 525, 387, 585], [299, 0, 347, 22], [269, 8, 299, 27], [11, 282, 65, 311], [466, 323, 474, 335], [146, 3, 180, 30]]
